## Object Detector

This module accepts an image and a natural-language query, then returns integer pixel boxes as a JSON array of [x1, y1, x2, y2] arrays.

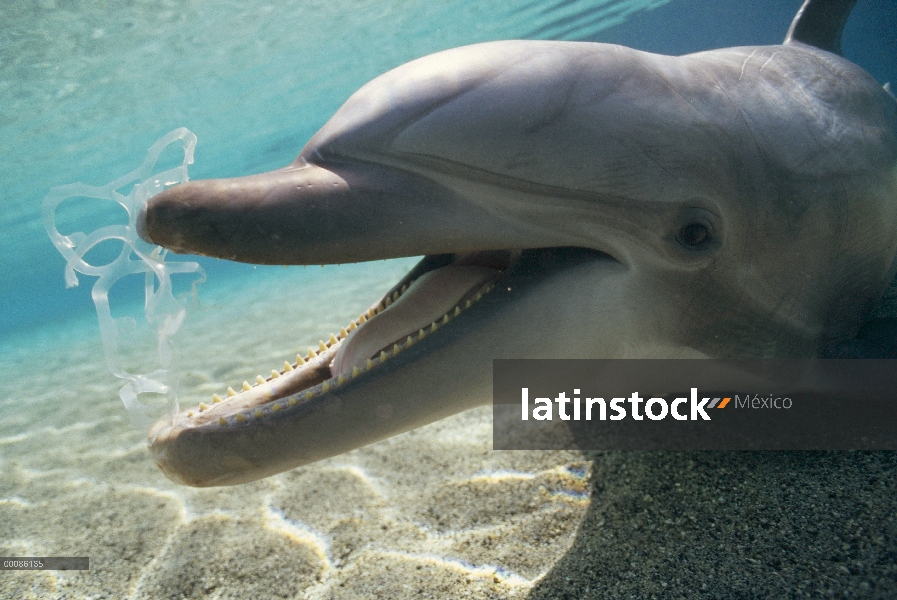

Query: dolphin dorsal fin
[[784, 0, 857, 55]]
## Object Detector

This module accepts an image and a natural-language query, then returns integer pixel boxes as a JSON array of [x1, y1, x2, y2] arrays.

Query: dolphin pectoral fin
[[138, 158, 564, 265]]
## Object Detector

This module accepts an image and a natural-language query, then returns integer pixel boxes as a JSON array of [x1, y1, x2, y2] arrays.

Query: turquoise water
[[5, 0, 682, 334]]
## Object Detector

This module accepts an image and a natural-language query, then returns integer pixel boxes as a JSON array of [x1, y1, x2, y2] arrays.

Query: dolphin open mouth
[[144, 226, 621, 487], [162, 250, 516, 431]]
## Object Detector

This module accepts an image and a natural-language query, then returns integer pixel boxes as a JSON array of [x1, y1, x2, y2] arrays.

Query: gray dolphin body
[[140, 0, 897, 486]]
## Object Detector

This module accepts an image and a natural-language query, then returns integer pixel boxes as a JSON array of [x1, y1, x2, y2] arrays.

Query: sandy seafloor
[[0, 261, 593, 599], [1, 260, 897, 599]]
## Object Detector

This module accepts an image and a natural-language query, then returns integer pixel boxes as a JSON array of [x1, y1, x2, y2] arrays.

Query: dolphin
[[138, 0, 897, 486]]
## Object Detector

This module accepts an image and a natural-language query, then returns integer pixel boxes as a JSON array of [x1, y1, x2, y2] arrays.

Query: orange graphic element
[[717, 397, 731, 409]]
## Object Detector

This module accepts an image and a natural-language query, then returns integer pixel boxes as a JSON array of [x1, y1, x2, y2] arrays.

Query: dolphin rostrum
[[139, 0, 897, 486]]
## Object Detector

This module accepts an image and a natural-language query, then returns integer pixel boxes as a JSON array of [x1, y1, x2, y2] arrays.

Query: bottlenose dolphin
[[139, 0, 897, 486]]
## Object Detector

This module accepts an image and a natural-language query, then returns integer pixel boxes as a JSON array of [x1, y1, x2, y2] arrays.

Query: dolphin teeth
[[236, 413, 247, 423], [225, 264, 502, 415], [198, 403, 208, 411], [187, 411, 194, 417], [256, 375, 266, 385], [212, 394, 223, 403], [218, 417, 227, 426], [254, 409, 264, 418]]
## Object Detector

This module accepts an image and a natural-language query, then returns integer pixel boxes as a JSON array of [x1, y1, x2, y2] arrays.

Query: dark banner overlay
[[493, 360, 897, 450], [1, 557, 90, 570]]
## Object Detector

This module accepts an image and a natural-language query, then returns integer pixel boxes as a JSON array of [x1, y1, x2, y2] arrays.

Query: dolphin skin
[[139, 0, 897, 486]]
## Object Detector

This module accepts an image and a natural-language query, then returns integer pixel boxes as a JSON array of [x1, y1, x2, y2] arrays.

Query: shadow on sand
[[528, 451, 897, 598]]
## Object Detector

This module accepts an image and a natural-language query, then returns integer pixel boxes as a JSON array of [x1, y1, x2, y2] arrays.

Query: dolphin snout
[[137, 163, 355, 263], [137, 153, 576, 267], [135, 202, 152, 246]]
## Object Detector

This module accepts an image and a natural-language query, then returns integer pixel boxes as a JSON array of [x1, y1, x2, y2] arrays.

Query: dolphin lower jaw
[[148, 332, 491, 486], [148, 247, 635, 486]]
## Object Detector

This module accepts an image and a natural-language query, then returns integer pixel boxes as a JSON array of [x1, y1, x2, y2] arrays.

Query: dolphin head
[[140, 22, 897, 486]]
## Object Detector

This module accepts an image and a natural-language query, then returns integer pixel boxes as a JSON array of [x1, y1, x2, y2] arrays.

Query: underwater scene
[[2, 0, 897, 597]]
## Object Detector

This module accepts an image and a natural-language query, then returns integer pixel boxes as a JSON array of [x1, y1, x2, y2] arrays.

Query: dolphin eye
[[677, 222, 711, 249]]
